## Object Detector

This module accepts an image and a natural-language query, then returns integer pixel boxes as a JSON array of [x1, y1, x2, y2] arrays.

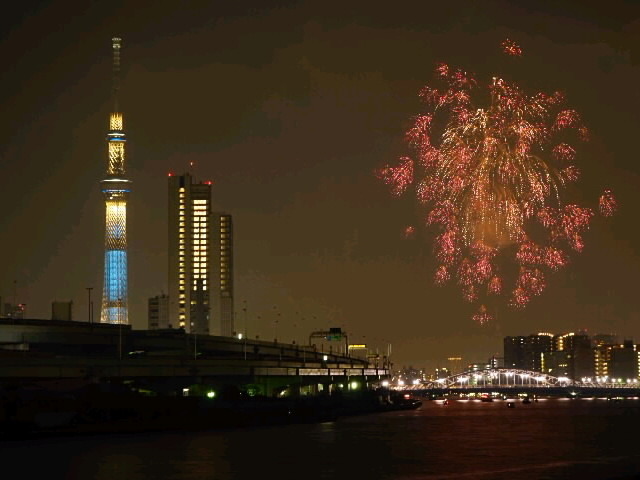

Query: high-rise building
[[504, 336, 527, 369], [525, 333, 553, 372], [168, 173, 212, 333], [541, 351, 570, 377], [447, 356, 463, 375], [148, 294, 170, 330], [51, 301, 73, 321], [609, 340, 638, 381], [592, 333, 619, 346], [504, 333, 552, 371], [168, 174, 234, 336], [213, 213, 234, 336], [553, 332, 593, 380], [488, 355, 504, 369], [594, 343, 612, 377], [100, 37, 131, 324]]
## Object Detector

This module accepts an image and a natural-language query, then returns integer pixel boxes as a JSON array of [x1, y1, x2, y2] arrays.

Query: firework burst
[[376, 40, 616, 323]]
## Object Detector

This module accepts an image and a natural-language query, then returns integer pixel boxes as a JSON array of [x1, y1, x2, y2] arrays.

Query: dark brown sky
[[1, 0, 639, 369]]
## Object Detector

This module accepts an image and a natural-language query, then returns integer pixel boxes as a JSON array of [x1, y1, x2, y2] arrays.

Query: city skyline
[[0, 1, 638, 368]]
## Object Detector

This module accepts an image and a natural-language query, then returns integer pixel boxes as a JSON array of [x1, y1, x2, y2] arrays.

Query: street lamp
[[242, 300, 248, 338], [86, 287, 93, 324], [272, 305, 279, 342]]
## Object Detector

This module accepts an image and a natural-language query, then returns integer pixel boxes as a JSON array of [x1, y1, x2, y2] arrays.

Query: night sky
[[1, 1, 639, 370]]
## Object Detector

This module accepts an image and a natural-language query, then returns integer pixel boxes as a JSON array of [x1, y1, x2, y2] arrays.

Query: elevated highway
[[0, 318, 388, 396]]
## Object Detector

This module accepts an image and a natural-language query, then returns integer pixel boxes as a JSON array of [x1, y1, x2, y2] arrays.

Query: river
[[1, 397, 639, 479]]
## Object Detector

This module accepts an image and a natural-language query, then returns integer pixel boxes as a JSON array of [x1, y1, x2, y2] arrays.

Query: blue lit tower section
[[100, 36, 131, 325]]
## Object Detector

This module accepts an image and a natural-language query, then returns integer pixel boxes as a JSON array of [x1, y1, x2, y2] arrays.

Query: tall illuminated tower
[[100, 36, 131, 324], [213, 213, 234, 336], [168, 173, 212, 333], [167, 173, 234, 336]]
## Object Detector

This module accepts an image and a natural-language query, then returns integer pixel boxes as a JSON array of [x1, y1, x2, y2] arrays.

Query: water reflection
[[1, 398, 639, 480]]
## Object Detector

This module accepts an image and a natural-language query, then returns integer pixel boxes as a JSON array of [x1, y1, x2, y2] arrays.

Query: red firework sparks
[[472, 305, 493, 325], [404, 225, 416, 238], [376, 156, 413, 195], [377, 39, 616, 321], [501, 38, 522, 57], [599, 190, 617, 217]]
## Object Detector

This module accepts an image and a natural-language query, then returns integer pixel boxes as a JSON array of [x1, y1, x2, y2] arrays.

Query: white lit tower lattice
[[100, 36, 131, 324]]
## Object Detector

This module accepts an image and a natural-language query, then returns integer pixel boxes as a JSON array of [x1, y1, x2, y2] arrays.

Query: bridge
[[396, 368, 640, 398]]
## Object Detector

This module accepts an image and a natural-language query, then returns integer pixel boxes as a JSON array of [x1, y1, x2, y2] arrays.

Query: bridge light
[[381, 380, 389, 387], [398, 379, 405, 386], [412, 379, 420, 385], [436, 378, 446, 384]]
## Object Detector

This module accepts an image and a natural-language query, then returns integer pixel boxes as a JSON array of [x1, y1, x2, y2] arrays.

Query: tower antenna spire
[[100, 36, 131, 326], [112, 36, 122, 111]]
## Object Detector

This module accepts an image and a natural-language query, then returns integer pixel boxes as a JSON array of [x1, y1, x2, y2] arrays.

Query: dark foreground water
[[2, 397, 640, 480]]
